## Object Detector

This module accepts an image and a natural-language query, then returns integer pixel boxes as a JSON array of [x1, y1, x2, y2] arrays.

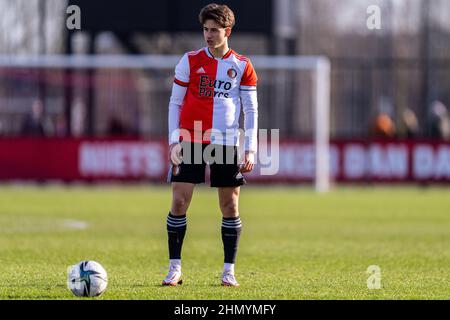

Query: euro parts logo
[[199, 75, 232, 98]]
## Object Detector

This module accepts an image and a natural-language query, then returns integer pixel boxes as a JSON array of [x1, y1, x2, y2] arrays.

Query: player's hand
[[169, 143, 183, 165], [239, 151, 255, 173]]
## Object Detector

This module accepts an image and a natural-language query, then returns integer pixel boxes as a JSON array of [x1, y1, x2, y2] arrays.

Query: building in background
[[0, 0, 449, 140]]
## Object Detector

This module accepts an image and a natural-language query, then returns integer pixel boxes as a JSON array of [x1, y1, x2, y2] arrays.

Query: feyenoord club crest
[[227, 68, 237, 79]]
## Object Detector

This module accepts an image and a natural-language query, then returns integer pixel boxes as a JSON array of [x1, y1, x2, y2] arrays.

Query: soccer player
[[162, 3, 258, 287]]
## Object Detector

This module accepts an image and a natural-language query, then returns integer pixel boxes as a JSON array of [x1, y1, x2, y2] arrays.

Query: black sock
[[167, 212, 187, 260], [221, 216, 242, 264]]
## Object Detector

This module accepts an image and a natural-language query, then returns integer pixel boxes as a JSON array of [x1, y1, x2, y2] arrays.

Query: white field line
[[0, 219, 89, 233]]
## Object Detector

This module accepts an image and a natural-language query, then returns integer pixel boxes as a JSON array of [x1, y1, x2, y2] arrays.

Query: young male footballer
[[163, 3, 258, 287]]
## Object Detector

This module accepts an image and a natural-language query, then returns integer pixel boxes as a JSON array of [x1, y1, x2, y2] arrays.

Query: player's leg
[[169, 182, 195, 258], [218, 186, 242, 286], [162, 182, 195, 286], [163, 141, 206, 286], [210, 144, 245, 286]]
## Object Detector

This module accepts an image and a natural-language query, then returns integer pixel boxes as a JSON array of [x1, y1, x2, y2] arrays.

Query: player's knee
[[220, 201, 239, 217], [172, 196, 189, 214]]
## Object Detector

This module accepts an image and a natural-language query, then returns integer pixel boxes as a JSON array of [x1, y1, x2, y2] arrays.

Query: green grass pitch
[[0, 185, 449, 299]]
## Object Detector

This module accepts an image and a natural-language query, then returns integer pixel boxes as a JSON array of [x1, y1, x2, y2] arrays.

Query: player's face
[[203, 20, 230, 49]]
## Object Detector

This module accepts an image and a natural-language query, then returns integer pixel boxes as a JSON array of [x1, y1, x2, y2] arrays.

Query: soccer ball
[[68, 260, 108, 297]]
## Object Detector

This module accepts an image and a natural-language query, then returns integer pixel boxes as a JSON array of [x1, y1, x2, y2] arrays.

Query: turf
[[0, 185, 449, 300]]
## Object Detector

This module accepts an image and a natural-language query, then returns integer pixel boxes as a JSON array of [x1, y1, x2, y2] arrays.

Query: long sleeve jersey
[[168, 47, 258, 152]]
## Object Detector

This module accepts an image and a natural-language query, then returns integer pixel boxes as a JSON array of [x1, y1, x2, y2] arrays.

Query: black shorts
[[169, 142, 246, 188]]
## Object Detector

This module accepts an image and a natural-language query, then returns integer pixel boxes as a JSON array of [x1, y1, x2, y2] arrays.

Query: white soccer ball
[[68, 260, 108, 297]]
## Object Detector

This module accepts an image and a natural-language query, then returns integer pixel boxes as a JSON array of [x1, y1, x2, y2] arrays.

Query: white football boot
[[221, 271, 240, 287], [162, 265, 182, 286]]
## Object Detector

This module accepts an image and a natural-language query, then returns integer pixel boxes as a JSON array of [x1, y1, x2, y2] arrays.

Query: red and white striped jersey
[[168, 47, 258, 152]]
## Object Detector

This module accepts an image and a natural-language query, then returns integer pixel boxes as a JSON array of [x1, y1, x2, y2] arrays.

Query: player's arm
[[239, 59, 258, 173], [168, 53, 190, 165]]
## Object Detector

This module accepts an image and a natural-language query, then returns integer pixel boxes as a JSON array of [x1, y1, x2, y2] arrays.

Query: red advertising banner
[[0, 138, 449, 183], [0, 138, 168, 181], [246, 141, 450, 183]]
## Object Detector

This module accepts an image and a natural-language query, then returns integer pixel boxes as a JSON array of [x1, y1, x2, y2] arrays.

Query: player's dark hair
[[199, 3, 235, 28]]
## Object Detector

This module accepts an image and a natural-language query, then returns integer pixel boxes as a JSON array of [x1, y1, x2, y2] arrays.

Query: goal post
[[251, 55, 331, 192], [0, 54, 331, 192], [315, 57, 331, 193]]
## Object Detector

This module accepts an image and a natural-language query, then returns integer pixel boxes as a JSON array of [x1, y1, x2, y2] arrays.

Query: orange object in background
[[373, 113, 396, 138]]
